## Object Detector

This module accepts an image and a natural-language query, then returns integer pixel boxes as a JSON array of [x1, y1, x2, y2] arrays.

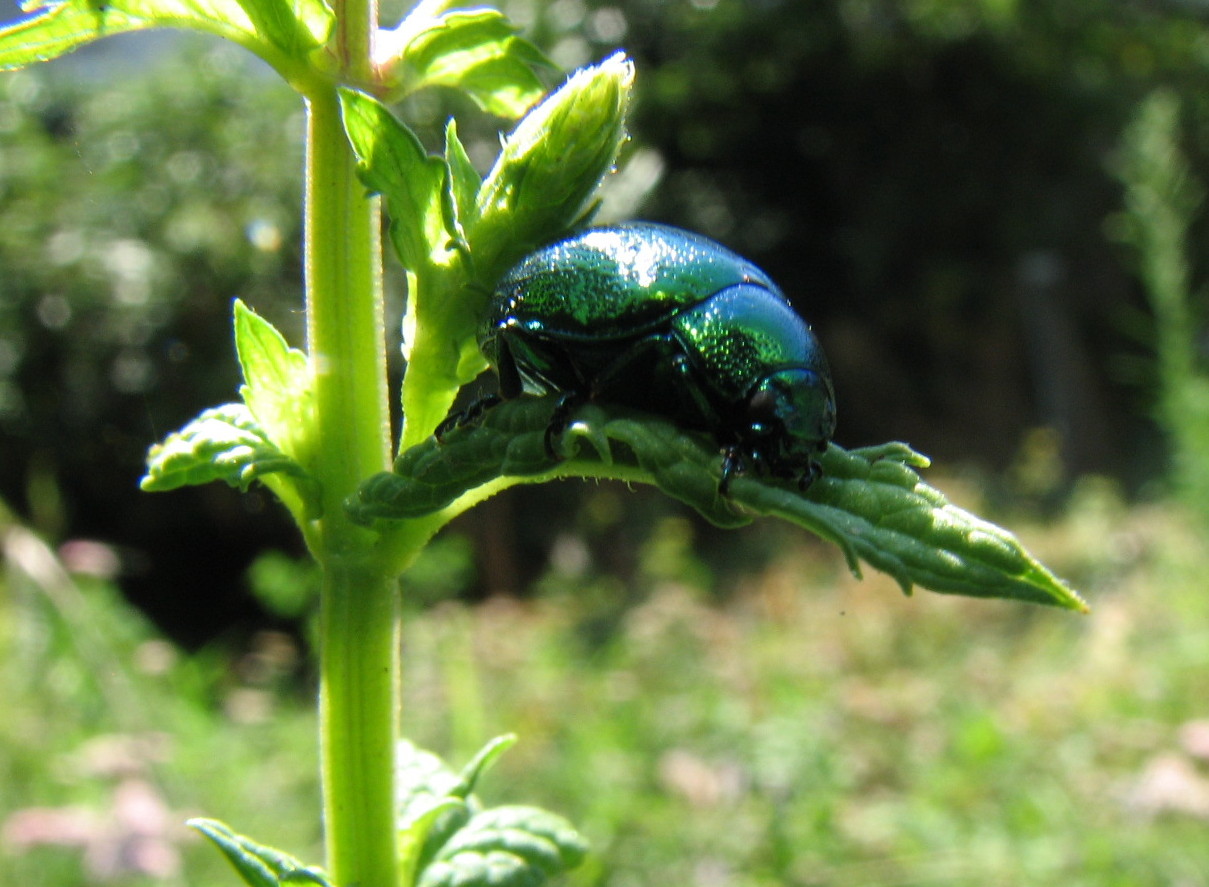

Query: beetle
[[459, 222, 836, 493]]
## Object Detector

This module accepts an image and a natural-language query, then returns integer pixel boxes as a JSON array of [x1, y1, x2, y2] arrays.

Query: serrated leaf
[[189, 818, 332, 887], [400, 797, 468, 887], [347, 398, 560, 523], [398, 738, 472, 826], [141, 403, 304, 492], [425, 806, 588, 887], [234, 299, 315, 470], [398, 735, 534, 886], [347, 397, 745, 528], [419, 850, 542, 887], [727, 449, 1085, 609], [0, 0, 330, 78], [397, 738, 476, 878], [339, 89, 457, 275], [350, 398, 1085, 610], [379, 7, 549, 118], [0, 2, 136, 69]]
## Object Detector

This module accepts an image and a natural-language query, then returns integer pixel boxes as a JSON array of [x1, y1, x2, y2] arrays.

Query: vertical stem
[[318, 557, 399, 887], [305, 88, 389, 499], [303, 0, 398, 879]]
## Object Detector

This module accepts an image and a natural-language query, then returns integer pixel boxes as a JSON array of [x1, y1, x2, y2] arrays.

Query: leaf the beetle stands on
[[348, 398, 1086, 612]]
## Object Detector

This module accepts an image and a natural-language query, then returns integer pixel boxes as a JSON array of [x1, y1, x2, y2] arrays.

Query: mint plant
[[0, 0, 1085, 885]]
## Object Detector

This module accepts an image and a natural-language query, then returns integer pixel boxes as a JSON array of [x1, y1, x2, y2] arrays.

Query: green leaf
[[140, 402, 304, 492], [419, 806, 588, 887], [234, 299, 316, 471], [379, 6, 549, 118], [232, 0, 332, 56], [397, 738, 474, 829], [189, 818, 332, 887], [0, 0, 330, 82], [0, 2, 136, 70], [727, 447, 1084, 608], [347, 397, 746, 528], [339, 89, 481, 448], [445, 118, 481, 234], [456, 734, 517, 797], [400, 797, 469, 887], [339, 88, 458, 278], [141, 401, 319, 524], [396, 735, 516, 853], [396, 738, 588, 887], [470, 51, 633, 280], [349, 399, 1086, 611], [142, 304, 320, 528], [396, 737, 492, 880]]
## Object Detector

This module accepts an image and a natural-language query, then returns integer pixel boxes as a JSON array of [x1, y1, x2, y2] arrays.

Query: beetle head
[[745, 367, 836, 468]]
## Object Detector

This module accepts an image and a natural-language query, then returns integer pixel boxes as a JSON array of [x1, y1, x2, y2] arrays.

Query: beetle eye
[[746, 386, 780, 424]]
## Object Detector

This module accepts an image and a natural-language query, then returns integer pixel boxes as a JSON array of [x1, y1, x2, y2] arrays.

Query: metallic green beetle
[[473, 222, 836, 492]]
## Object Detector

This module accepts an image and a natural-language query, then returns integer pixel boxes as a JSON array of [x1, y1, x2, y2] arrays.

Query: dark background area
[[1, 0, 1205, 643]]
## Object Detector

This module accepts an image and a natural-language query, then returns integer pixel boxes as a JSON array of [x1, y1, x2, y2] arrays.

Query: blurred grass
[[5, 479, 1209, 886], [0, 514, 322, 886]]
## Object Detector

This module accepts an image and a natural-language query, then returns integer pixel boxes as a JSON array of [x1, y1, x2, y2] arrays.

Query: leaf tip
[[1055, 581, 1091, 613]]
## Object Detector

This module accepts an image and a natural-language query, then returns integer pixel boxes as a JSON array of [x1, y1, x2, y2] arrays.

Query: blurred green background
[[4, 0, 1209, 884]]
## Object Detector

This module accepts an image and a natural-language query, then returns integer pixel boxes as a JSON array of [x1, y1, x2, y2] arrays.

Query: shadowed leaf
[[350, 398, 1085, 611]]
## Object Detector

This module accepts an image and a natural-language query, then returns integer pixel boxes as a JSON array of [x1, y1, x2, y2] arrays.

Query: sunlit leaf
[[471, 52, 633, 278], [232, 0, 332, 56], [141, 403, 303, 492], [379, 7, 549, 117], [141, 401, 319, 523], [0, 0, 329, 81], [234, 299, 316, 469], [419, 806, 588, 887], [339, 89, 456, 274], [444, 118, 481, 234], [396, 737, 587, 887]]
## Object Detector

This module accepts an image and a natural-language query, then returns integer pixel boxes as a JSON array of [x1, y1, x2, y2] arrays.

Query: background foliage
[[5, 0, 1209, 630]]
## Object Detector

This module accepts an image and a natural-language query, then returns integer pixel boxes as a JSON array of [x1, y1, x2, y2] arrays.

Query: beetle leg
[[494, 331, 526, 400], [718, 445, 745, 497], [544, 391, 586, 458], [797, 458, 822, 492], [434, 393, 504, 442], [669, 352, 722, 426]]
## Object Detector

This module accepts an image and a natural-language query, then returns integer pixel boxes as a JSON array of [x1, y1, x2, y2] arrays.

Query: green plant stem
[[317, 557, 400, 887], [304, 37, 399, 887]]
